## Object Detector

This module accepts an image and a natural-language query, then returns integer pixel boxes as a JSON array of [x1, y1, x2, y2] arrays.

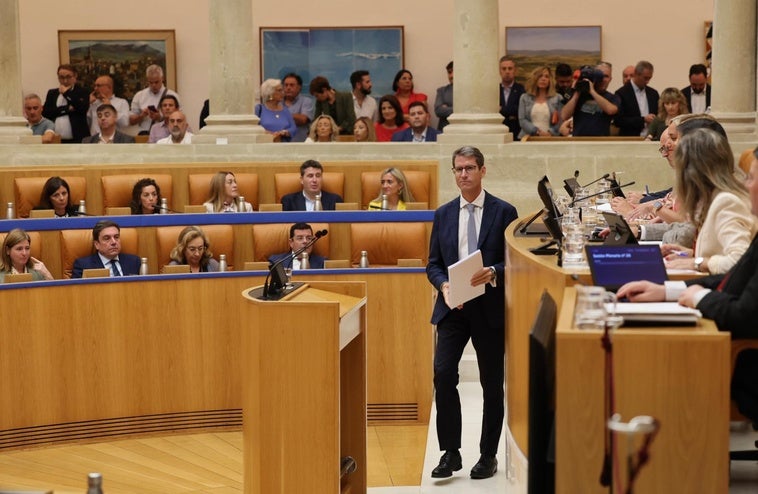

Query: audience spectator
[[129, 65, 180, 135], [42, 64, 90, 143], [282, 73, 314, 142], [87, 75, 129, 136], [554, 63, 574, 105], [268, 222, 326, 269], [305, 114, 339, 143], [34, 176, 78, 217], [353, 117, 377, 142], [24, 93, 56, 143], [0, 229, 53, 282], [204, 171, 253, 213], [517, 66, 562, 138], [281, 160, 343, 211], [148, 95, 181, 143], [391, 101, 439, 142], [368, 167, 415, 210], [168, 226, 219, 273], [350, 70, 378, 121], [255, 78, 296, 142], [393, 69, 428, 118], [434, 61, 454, 131], [309, 76, 356, 135], [375, 95, 408, 142], [156, 110, 192, 144], [560, 62, 619, 136], [498, 56, 526, 140], [645, 87, 688, 141], [130, 178, 162, 215], [620, 65, 635, 88], [72, 220, 141, 278], [82, 104, 135, 144], [681, 63, 711, 114], [614, 60, 659, 137]]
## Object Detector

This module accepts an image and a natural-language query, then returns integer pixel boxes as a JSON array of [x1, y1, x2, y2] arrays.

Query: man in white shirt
[[129, 64, 180, 135], [681, 64, 711, 114], [350, 70, 377, 122], [156, 110, 192, 144], [614, 61, 659, 137], [87, 75, 130, 135]]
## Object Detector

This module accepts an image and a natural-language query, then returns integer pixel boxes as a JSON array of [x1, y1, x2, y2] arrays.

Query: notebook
[[585, 244, 668, 292]]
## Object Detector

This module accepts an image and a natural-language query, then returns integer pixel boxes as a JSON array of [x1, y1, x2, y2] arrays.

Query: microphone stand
[[516, 208, 547, 236], [260, 230, 327, 300], [569, 181, 635, 208], [582, 173, 611, 189]]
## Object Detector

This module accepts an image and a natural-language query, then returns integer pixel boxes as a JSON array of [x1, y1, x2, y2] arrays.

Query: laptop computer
[[585, 244, 668, 292]]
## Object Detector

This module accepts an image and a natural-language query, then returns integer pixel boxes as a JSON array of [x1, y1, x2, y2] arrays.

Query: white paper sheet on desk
[[596, 202, 614, 212], [447, 250, 485, 308], [606, 302, 702, 324]]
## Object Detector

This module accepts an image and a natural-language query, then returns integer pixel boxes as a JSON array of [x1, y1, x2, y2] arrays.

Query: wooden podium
[[241, 281, 367, 494]]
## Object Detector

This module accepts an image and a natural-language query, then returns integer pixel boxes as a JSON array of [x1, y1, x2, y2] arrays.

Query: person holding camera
[[559, 62, 619, 136]]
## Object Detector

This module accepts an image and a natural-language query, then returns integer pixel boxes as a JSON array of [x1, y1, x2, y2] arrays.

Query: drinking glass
[[562, 223, 585, 265]]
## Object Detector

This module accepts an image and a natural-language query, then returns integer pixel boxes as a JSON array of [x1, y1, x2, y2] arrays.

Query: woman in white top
[[517, 66, 562, 139], [305, 114, 339, 143], [203, 171, 253, 213]]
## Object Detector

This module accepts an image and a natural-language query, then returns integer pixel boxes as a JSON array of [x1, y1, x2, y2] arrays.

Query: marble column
[[437, 0, 509, 144], [710, 0, 757, 136], [195, 0, 272, 144], [0, 0, 35, 144]]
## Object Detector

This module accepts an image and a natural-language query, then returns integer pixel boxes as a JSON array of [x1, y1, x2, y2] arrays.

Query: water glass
[[563, 223, 585, 264], [574, 286, 608, 329], [284, 267, 293, 288], [595, 179, 611, 205]]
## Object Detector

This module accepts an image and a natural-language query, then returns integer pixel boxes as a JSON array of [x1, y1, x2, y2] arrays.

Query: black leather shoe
[[431, 450, 462, 478], [470, 454, 497, 479]]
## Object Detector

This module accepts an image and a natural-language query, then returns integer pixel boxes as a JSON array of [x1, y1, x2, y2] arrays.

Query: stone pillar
[[710, 0, 757, 136], [195, 0, 272, 144], [437, 0, 509, 144], [0, 0, 35, 144]]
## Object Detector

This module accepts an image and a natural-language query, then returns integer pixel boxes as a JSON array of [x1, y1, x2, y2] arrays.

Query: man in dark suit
[[268, 222, 326, 269], [81, 104, 135, 144], [681, 63, 711, 114], [72, 220, 141, 278], [434, 61, 453, 131], [498, 56, 525, 140], [427, 146, 518, 480], [391, 101, 439, 142], [618, 145, 758, 424], [42, 64, 90, 144], [614, 60, 660, 137], [281, 160, 343, 211]]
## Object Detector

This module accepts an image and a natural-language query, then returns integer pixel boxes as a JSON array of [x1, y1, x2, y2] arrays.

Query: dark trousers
[[732, 348, 758, 422], [433, 305, 504, 456]]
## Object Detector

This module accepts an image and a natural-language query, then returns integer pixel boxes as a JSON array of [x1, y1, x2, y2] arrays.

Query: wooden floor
[[0, 425, 428, 493]]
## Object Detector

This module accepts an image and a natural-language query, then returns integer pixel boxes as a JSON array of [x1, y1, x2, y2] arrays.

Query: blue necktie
[[466, 203, 477, 254], [110, 259, 122, 277]]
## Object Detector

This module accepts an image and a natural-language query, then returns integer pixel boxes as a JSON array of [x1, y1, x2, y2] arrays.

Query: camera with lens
[[575, 65, 605, 94]]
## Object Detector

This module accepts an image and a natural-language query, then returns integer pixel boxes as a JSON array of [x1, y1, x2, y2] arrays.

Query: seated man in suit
[[72, 220, 141, 278], [391, 101, 439, 142], [281, 160, 343, 211], [82, 104, 135, 144], [268, 222, 326, 269]]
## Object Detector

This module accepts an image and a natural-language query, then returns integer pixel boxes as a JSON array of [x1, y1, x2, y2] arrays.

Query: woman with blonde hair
[[168, 226, 219, 273], [305, 114, 339, 143], [645, 87, 689, 141], [203, 171, 253, 213], [353, 116, 377, 142], [0, 229, 53, 282], [517, 66, 562, 138], [368, 167, 415, 210]]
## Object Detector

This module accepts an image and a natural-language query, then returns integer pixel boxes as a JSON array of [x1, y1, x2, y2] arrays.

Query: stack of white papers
[[605, 302, 702, 325]]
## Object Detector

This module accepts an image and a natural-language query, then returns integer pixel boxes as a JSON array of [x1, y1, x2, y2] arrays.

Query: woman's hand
[[661, 244, 692, 258], [30, 257, 53, 280]]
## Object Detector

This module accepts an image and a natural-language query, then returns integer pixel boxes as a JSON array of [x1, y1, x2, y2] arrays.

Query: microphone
[[569, 181, 635, 207], [261, 229, 328, 299], [70, 210, 95, 217], [582, 173, 611, 188], [368, 204, 389, 210]]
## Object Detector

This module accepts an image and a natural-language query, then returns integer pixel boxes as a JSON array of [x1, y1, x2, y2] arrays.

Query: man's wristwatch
[[694, 256, 705, 272], [488, 266, 497, 281], [652, 200, 664, 212]]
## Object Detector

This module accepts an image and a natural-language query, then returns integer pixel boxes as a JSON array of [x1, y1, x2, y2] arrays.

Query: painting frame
[[58, 30, 177, 102], [259, 26, 404, 97], [505, 26, 602, 86]]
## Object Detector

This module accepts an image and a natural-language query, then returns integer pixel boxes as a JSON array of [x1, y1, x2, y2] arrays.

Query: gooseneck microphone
[[582, 173, 611, 188], [261, 229, 328, 300], [568, 181, 635, 207]]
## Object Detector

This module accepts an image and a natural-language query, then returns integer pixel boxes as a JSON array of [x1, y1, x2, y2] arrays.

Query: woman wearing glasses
[[168, 226, 219, 273]]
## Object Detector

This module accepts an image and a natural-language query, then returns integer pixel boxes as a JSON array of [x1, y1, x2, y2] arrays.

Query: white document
[[447, 250, 485, 308], [606, 302, 702, 325]]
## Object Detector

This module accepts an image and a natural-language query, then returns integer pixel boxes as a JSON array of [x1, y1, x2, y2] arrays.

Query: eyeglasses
[[186, 246, 205, 253], [452, 165, 479, 175]]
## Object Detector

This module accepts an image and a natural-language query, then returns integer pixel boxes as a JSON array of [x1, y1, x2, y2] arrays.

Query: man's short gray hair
[[146, 64, 164, 78]]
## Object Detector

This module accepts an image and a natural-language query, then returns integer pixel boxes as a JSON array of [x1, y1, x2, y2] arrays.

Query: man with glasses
[[268, 222, 326, 269], [42, 64, 90, 143], [426, 146, 518, 480]]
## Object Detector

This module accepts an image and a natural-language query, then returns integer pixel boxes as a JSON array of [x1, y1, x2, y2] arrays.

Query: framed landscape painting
[[58, 30, 177, 102], [260, 27, 404, 97], [505, 26, 602, 86]]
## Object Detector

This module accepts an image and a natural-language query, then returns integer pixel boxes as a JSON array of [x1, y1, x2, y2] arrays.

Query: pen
[[644, 185, 650, 195], [670, 250, 688, 257]]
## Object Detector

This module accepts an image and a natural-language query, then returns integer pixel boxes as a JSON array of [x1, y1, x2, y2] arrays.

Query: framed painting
[[260, 27, 404, 97], [58, 30, 177, 102], [505, 26, 602, 86]]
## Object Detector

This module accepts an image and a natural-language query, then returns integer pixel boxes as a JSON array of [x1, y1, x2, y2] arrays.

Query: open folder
[[606, 302, 701, 326], [447, 250, 485, 308]]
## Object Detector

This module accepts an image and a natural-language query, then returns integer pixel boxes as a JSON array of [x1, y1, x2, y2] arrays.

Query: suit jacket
[[613, 83, 660, 136], [426, 192, 519, 327], [434, 84, 453, 130], [390, 126, 440, 142], [72, 253, 141, 278], [681, 84, 711, 113], [499, 82, 526, 139], [280, 190, 343, 211], [82, 131, 135, 144], [313, 90, 356, 134], [268, 252, 326, 269], [42, 84, 90, 143]]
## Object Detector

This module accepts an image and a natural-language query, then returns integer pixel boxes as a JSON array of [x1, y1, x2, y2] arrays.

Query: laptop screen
[[585, 244, 668, 291]]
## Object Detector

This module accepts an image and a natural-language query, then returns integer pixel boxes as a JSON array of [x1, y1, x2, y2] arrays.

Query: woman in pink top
[[374, 95, 408, 142], [393, 69, 427, 118]]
